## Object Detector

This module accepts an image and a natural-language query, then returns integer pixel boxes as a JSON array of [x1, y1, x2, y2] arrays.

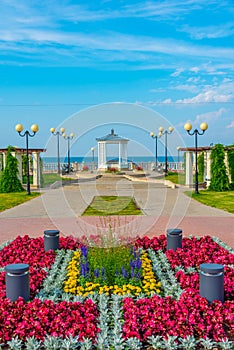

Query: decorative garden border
[[0, 234, 233, 349]]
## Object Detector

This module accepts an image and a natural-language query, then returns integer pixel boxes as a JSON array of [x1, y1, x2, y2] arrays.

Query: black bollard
[[44, 229, 60, 251], [5, 263, 30, 302], [200, 263, 224, 303], [166, 228, 182, 251]]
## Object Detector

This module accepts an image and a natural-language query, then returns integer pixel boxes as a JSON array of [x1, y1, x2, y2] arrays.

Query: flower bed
[[0, 234, 233, 349]]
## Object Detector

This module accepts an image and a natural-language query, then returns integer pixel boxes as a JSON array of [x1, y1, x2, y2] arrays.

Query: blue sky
[[0, 0, 233, 159]]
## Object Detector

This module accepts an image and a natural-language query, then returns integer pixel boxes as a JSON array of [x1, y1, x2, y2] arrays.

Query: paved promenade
[[0, 174, 234, 248]]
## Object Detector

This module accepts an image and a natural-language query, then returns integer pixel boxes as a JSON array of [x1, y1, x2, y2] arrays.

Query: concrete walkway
[[0, 174, 233, 248]]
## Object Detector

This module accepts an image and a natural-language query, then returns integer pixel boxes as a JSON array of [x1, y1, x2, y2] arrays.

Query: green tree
[[0, 146, 25, 193], [227, 146, 234, 189], [209, 144, 229, 191], [198, 152, 204, 183]]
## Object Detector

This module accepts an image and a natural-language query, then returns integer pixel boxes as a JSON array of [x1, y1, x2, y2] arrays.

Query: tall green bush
[[0, 146, 24, 193], [209, 144, 229, 191], [227, 146, 234, 188], [198, 152, 204, 183]]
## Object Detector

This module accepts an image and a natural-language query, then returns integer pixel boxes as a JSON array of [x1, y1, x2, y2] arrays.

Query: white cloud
[[194, 108, 228, 124], [181, 23, 234, 40], [171, 84, 198, 93], [190, 66, 200, 73], [171, 68, 184, 77], [161, 98, 173, 104], [227, 121, 234, 128], [176, 91, 231, 104], [187, 77, 201, 83], [176, 82, 234, 104]]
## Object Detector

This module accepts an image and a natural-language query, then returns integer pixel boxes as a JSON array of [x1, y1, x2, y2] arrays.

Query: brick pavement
[[0, 174, 233, 248]]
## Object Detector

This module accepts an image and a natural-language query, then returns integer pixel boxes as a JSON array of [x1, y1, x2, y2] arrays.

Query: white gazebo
[[96, 129, 129, 170]]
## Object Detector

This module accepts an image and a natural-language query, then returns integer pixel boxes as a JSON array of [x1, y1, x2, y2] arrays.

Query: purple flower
[[136, 258, 142, 269], [133, 249, 137, 259], [94, 268, 100, 278], [81, 246, 88, 258], [81, 263, 86, 277], [102, 266, 106, 280], [122, 266, 129, 278]]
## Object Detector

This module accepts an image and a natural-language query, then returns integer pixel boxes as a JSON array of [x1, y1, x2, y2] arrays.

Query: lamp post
[[63, 133, 74, 173], [158, 126, 174, 174], [184, 122, 208, 194], [150, 132, 159, 169], [50, 127, 65, 174], [177, 146, 181, 171], [15, 123, 39, 195], [91, 147, 95, 171]]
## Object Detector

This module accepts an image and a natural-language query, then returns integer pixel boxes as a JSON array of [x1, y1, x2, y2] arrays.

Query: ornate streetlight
[[177, 146, 181, 162], [15, 123, 39, 195], [50, 127, 65, 174], [184, 122, 208, 194], [91, 147, 95, 171], [150, 131, 160, 170], [177, 146, 181, 171], [63, 132, 74, 173], [158, 126, 174, 174]]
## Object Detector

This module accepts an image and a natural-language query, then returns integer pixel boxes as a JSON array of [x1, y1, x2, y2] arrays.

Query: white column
[[118, 142, 121, 169], [224, 151, 231, 182], [122, 142, 128, 167], [98, 142, 101, 169], [3, 152, 6, 168], [98, 142, 107, 169], [12, 152, 22, 182], [103, 142, 107, 169], [185, 151, 193, 186], [32, 152, 41, 187], [206, 150, 212, 188]]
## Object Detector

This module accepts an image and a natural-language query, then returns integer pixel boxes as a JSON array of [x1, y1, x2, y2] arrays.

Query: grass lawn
[[82, 196, 142, 216], [165, 172, 186, 185], [42, 173, 75, 187], [41, 173, 62, 186], [0, 192, 41, 212], [186, 190, 234, 214]]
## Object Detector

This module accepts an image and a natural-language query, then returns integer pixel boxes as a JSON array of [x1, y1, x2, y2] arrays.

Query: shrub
[[209, 144, 229, 191], [0, 146, 24, 193]]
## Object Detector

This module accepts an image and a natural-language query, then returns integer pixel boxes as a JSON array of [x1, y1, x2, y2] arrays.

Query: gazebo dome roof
[[96, 129, 129, 142]]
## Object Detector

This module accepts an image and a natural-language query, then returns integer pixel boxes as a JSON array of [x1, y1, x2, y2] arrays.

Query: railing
[[42, 161, 184, 173]]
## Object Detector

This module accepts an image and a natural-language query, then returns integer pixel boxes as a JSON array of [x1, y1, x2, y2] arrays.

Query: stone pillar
[[118, 142, 121, 170], [3, 152, 6, 168], [0, 152, 3, 171], [122, 142, 128, 168], [206, 150, 212, 188], [98, 142, 107, 169], [185, 151, 193, 186], [224, 151, 231, 182], [12, 152, 23, 182], [32, 152, 41, 188]]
